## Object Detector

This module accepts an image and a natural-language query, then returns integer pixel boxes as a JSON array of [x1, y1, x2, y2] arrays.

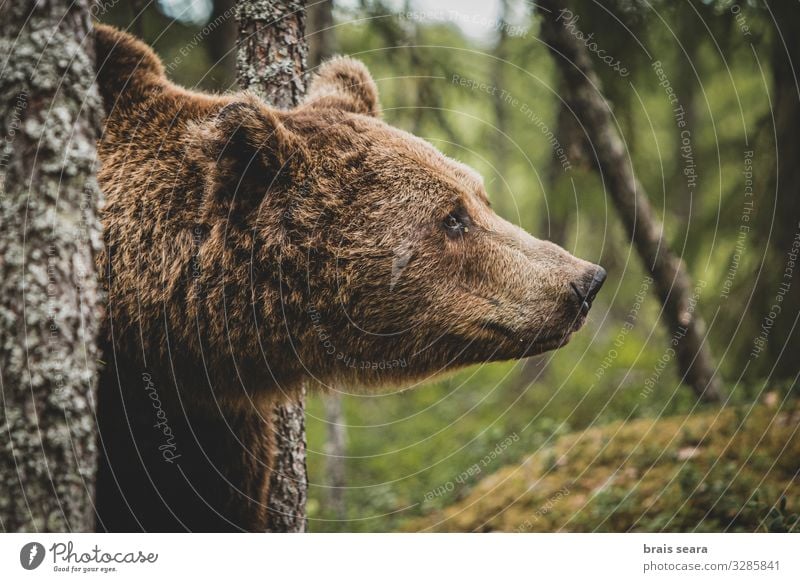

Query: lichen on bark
[[235, 0, 309, 533], [0, 0, 104, 532], [236, 0, 308, 109]]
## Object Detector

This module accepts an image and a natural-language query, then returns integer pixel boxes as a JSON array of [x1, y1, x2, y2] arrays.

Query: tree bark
[[236, 0, 309, 532], [0, 1, 104, 531], [538, 0, 722, 402]]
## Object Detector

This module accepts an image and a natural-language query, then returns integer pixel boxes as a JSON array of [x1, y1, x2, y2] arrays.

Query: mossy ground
[[407, 400, 800, 532]]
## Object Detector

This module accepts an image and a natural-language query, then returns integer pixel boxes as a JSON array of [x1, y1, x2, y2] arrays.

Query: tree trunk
[[748, 0, 800, 381], [236, 0, 309, 532], [490, 0, 512, 218], [538, 0, 722, 402], [322, 392, 347, 520], [207, 0, 239, 91], [308, 0, 335, 70], [670, 5, 699, 223], [0, 1, 104, 531]]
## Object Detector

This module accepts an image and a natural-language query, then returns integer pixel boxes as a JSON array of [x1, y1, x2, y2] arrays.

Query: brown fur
[[93, 24, 603, 531]]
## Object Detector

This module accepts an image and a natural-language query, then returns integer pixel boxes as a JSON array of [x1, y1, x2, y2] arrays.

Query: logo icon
[[20, 542, 45, 570]]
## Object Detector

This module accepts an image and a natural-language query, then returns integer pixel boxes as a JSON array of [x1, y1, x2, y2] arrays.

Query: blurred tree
[[129, 0, 148, 37], [541, 77, 593, 247], [490, 0, 512, 211], [307, 0, 348, 524], [749, 0, 800, 382], [658, 2, 734, 226], [207, 0, 238, 89], [308, 0, 335, 69], [0, 0, 104, 530], [539, 0, 722, 402], [669, 3, 700, 223], [357, 1, 460, 144], [322, 391, 347, 521], [236, 0, 309, 532]]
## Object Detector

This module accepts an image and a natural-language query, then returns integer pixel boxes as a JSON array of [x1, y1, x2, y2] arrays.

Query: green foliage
[[409, 402, 800, 532], [99, 1, 797, 532]]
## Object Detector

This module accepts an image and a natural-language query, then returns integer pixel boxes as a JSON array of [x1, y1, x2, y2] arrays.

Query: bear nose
[[570, 266, 607, 315]]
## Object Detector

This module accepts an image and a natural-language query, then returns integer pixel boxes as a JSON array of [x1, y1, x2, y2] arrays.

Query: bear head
[[184, 58, 606, 394]]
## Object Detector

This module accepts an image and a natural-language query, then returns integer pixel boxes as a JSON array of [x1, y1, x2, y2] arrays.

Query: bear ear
[[94, 24, 166, 111], [188, 98, 305, 214], [305, 57, 381, 117]]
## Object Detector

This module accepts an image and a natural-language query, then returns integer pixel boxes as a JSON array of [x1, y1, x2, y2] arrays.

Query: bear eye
[[443, 211, 470, 238]]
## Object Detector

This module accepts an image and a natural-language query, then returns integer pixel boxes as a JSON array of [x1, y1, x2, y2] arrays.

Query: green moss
[[407, 402, 800, 532]]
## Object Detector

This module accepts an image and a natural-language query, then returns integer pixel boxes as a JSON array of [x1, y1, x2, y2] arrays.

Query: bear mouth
[[526, 331, 574, 354], [480, 319, 576, 354]]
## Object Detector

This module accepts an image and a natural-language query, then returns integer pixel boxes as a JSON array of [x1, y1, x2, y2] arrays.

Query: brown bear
[[92, 24, 605, 532]]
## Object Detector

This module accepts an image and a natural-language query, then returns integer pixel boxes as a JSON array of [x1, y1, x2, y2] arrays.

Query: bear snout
[[569, 266, 607, 316]]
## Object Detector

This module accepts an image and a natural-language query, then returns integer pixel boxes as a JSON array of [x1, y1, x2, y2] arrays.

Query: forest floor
[[407, 398, 800, 532]]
